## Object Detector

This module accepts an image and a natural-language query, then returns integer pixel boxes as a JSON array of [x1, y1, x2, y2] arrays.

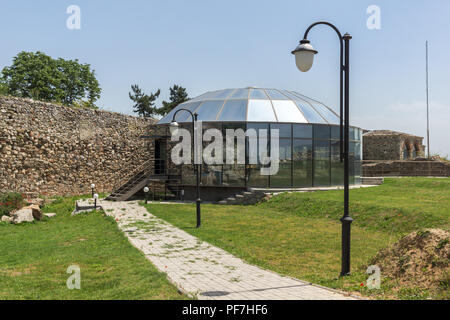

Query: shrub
[[0, 192, 25, 217]]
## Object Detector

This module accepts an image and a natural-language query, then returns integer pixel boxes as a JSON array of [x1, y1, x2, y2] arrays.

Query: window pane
[[190, 91, 218, 101], [269, 139, 292, 187], [182, 164, 195, 185], [223, 164, 245, 186], [294, 101, 327, 124], [331, 140, 344, 185], [201, 165, 222, 186], [247, 99, 277, 122], [350, 127, 360, 141], [218, 99, 247, 121], [265, 89, 288, 100], [213, 89, 235, 99], [270, 123, 291, 138], [195, 100, 225, 121], [293, 140, 312, 187], [278, 90, 299, 100], [331, 125, 341, 140], [247, 164, 268, 187], [270, 162, 291, 187], [246, 123, 268, 164], [314, 125, 330, 140], [293, 124, 312, 138], [277, 139, 292, 160], [272, 100, 307, 123], [314, 140, 330, 186], [230, 88, 249, 99], [247, 123, 269, 132], [353, 160, 362, 185], [249, 88, 268, 99], [354, 142, 362, 160], [311, 102, 340, 125]]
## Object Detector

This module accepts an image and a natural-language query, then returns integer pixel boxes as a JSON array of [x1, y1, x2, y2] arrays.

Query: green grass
[[0, 195, 188, 300], [142, 178, 450, 300]]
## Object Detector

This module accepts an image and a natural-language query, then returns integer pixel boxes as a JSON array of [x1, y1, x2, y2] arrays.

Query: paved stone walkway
[[80, 199, 357, 300]]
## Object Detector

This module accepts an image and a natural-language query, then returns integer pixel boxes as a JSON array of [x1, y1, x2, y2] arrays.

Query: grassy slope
[[143, 178, 449, 299], [0, 195, 188, 300]]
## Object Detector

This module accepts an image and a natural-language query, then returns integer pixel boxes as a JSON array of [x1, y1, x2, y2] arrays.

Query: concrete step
[[362, 177, 384, 185], [216, 188, 266, 206]]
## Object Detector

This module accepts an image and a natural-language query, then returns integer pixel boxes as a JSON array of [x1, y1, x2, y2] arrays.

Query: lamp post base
[[340, 215, 353, 276], [196, 198, 201, 228]]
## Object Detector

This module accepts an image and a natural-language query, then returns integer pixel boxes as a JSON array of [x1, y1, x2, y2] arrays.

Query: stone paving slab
[[79, 199, 358, 300]]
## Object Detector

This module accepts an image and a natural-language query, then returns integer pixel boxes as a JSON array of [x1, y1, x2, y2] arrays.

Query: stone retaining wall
[[0, 96, 155, 196], [362, 160, 450, 177]]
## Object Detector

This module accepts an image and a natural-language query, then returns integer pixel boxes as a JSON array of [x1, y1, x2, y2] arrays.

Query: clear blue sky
[[1, 0, 449, 155]]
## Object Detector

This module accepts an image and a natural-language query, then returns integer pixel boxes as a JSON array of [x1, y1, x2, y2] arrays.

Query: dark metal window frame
[[168, 122, 361, 188]]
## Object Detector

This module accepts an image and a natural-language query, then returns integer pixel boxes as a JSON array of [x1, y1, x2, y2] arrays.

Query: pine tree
[[157, 84, 189, 116], [129, 85, 160, 117]]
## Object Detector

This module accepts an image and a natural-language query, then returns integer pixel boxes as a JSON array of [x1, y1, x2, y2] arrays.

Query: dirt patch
[[62, 238, 88, 247], [371, 229, 449, 296], [0, 266, 37, 277]]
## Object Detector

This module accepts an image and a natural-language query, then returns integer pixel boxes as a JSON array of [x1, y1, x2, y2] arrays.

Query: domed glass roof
[[157, 87, 340, 125]]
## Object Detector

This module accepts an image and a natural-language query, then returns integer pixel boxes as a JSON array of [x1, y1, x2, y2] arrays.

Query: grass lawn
[[0, 195, 188, 300], [142, 178, 450, 300]]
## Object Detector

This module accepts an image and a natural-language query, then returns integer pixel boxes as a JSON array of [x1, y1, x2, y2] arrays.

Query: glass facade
[[158, 88, 343, 124], [159, 87, 362, 189], [177, 122, 363, 188]]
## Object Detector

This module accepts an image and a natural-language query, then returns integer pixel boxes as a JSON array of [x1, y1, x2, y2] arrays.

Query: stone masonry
[[363, 130, 424, 161], [0, 96, 156, 196], [363, 160, 450, 177]]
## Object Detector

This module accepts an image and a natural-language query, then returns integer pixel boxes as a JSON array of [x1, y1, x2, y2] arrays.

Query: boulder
[[29, 204, 43, 220], [9, 205, 42, 223], [10, 207, 34, 223], [1, 215, 13, 223], [44, 213, 56, 218]]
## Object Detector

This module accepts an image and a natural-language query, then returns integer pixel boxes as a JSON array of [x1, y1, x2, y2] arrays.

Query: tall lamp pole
[[291, 21, 353, 276], [170, 109, 201, 228], [425, 41, 430, 159]]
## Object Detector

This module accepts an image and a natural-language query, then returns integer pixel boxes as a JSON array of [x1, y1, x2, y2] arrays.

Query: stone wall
[[363, 130, 424, 161], [362, 160, 450, 177], [0, 96, 155, 196]]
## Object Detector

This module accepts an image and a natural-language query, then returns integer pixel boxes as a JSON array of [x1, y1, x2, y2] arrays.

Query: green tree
[[0, 51, 101, 107], [129, 84, 161, 117], [157, 84, 189, 116]]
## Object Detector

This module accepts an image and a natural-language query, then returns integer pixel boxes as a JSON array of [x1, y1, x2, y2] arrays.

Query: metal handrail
[[111, 158, 155, 192]]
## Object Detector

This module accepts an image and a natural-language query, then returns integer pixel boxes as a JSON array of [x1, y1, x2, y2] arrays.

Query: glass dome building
[[156, 87, 362, 196]]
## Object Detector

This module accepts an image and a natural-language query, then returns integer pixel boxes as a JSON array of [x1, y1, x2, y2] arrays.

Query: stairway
[[106, 169, 149, 201], [106, 159, 155, 202], [218, 188, 266, 205]]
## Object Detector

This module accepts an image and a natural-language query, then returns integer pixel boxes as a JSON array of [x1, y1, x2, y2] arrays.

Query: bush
[[0, 192, 25, 217]]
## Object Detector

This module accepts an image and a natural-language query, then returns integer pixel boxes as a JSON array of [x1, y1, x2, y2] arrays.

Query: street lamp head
[[169, 120, 179, 136], [93, 193, 99, 199], [91, 183, 95, 189], [143, 187, 149, 193], [291, 39, 318, 72]]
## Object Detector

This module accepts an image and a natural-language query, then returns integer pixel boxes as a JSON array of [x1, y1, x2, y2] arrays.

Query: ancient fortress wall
[[0, 96, 154, 196]]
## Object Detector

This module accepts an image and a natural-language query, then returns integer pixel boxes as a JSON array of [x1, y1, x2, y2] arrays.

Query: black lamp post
[[143, 186, 149, 204], [93, 193, 98, 210], [170, 109, 201, 228], [292, 21, 353, 276]]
